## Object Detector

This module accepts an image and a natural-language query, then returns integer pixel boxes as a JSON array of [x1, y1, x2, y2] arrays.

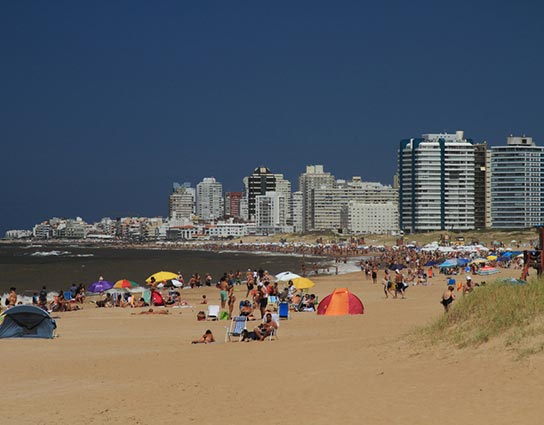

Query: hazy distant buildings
[[489, 136, 544, 228], [196, 177, 223, 221], [399, 131, 475, 232], [298, 165, 335, 231]]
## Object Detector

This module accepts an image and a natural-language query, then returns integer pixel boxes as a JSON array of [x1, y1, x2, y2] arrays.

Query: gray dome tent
[[0, 305, 56, 339]]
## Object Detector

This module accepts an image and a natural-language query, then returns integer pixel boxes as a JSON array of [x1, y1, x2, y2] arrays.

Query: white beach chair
[[207, 305, 220, 320]]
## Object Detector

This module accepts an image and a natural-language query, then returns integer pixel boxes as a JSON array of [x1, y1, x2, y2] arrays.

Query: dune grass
[[419, 278, 544, 357]]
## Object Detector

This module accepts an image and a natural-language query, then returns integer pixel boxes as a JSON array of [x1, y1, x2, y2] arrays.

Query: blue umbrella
[[88, 280, 113, 293]]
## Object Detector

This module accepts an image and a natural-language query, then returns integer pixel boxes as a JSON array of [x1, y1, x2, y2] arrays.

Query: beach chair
[[143, 290, 151, 306], [207, 305, 220, 320], [225, 316, 247, 342], [64, 291, 72, 301], [278, 302, 289, 320], [267, 295, 278, 311]]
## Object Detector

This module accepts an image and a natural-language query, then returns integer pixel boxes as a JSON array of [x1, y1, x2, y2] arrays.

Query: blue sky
[[1, 1, 543, 234]]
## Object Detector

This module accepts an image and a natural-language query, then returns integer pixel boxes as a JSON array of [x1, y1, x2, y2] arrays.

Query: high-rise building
[[255, 191, 291, 235], [292, 191, 304, 233], [398, 131, 475, 232], [224, 191, 243, 218], [196, 177, 223, 221], [169, 185, 194, 220], [246, 167, 277, 220], [474, 143, 487, 229], [298, 165, 335, 231], [489, 136, 544, 229]]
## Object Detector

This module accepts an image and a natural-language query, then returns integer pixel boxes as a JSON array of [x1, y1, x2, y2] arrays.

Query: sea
[[0, 243, 359, 298]]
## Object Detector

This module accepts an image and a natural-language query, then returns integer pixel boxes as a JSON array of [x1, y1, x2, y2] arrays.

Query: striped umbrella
[[113, 279, 139, 289]]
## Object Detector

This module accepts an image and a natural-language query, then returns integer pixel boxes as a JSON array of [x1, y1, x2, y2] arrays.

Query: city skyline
[[1, 1, 543, 235]]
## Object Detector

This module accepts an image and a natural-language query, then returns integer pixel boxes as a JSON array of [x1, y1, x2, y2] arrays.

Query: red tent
[[317, 288, 364, 316]]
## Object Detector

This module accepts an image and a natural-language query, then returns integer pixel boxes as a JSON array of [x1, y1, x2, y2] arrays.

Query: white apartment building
[[489, 136, 544, 228], [207, 223, 250, 238], [292, 191, 304, 233], [399, 131, 475, 232], [312, 179, 398, 231], [346, 201, 399, 234], [298, 165, 335, 231], [169, 186, 194, 220], [196, 177, 223, 221], [255, 191, 292, 235]]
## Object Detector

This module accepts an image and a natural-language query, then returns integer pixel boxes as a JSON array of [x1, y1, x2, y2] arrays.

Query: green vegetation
[[420, 279, 544, 358]]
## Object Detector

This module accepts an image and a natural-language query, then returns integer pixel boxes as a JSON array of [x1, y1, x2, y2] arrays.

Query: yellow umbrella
[[145, 271, 179, 284], [487, 255, 497, 261], [292, 277, 315, 290]]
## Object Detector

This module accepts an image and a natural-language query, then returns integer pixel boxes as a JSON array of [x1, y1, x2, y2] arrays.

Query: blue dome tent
[[0, 305, 56, 339]]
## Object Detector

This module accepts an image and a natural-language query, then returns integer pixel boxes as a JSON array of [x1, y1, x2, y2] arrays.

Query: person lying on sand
[[192, 329, 215, 344], [131, 308, 169, 315]]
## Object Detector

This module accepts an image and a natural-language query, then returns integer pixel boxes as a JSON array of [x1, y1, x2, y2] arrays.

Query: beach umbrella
[[169, 279, 184, 287], [291, 277, 315, 290], [388, 264, 407, 271], [145, 271, 179, 284], [487, 255, 497, 261], [88, 280, 113, 293], [113, 279, 139, 289], [275, 271, 301, 282]]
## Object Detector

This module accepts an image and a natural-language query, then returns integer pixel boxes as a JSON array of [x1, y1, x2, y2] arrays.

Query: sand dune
[[1, 268, 543, 425]]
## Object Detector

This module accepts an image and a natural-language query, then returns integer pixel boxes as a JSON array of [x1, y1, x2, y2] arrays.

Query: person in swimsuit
[[440, 286, 456, 312], [191, 329, 215, 344], [218, 276, 228, 309], [227, 283, 236, 319]]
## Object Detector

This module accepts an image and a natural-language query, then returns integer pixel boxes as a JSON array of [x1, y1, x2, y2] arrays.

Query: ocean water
[[0, 243, 329, 296]]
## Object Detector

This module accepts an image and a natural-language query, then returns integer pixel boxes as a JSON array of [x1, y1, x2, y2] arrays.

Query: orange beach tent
[[317, 288, 364, 316]]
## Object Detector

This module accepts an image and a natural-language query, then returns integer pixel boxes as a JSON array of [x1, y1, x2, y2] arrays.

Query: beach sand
[[1, 267, 543, 425]]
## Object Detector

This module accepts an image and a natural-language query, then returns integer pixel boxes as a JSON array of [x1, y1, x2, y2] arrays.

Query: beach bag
[[219, 311, 229, 320]]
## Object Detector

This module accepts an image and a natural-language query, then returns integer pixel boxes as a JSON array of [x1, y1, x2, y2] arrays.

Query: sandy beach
[[1, 266, 544, 425]]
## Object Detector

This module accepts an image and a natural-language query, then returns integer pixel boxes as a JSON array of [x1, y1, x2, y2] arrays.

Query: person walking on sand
[[441, 286, 456, 312], [217, 276, 228, 309], [394, 270, 406, 299], [227, 282, 236, 319]]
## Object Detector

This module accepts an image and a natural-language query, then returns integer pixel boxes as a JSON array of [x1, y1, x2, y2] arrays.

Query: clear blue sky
[[1, 0, 543, 234]]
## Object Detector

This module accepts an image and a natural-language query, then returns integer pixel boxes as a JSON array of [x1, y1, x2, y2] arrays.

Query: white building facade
[[196, 177, 223, 221], [489, 136, 544, 228], [346, 201, 399, 234], [398, 131, 475, 232], [298, 165, 335, 231]]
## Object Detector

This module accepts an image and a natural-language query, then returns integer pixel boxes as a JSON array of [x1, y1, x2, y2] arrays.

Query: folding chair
[[278, 302, 289, 320], [207, 305, 220, 320], [225, 316, 247, 342], [267, 295, 278, 311]]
